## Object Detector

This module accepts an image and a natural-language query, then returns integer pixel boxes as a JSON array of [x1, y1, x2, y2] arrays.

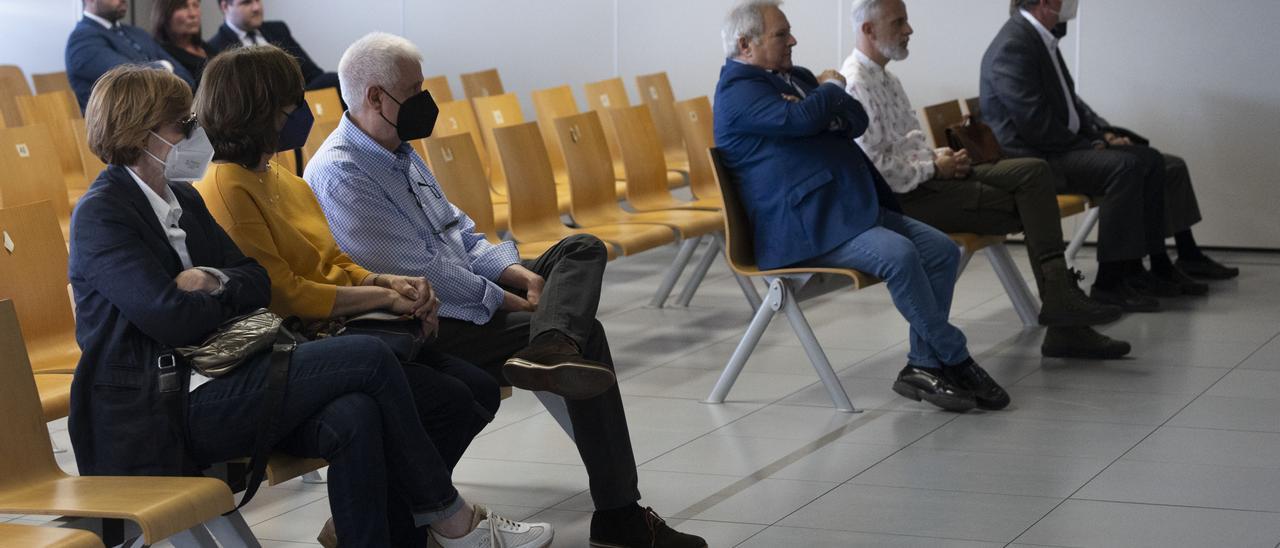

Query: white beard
[[877, 40, 909, 62]]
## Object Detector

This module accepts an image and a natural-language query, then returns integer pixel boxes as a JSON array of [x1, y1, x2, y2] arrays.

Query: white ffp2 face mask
[[1056, 0, 1079, 22], [147, 126, 215, 182]]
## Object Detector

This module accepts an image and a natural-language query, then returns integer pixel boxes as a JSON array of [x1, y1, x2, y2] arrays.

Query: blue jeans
[[186, 336, 465, 547], [798, 208, 970, 368]]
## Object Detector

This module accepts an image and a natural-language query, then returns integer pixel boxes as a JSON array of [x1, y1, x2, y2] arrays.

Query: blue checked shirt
[[305, 114, 520, 324]]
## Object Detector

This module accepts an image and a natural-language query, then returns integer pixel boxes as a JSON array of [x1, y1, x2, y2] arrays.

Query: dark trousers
[[434, 234, 641, 510], [185, 336, 464, 548], [1046, 145, 1167, 262], [1161, 153, 1203, 237], [899, 157, 1067, 272]]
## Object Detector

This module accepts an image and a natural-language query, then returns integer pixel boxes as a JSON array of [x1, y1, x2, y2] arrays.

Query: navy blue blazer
[[206, 21, 336, 89], [713, 61, 899, 270], [979, 16, 1104, 157], [68, 165, 270, 476], [65, 18, 196, 111]]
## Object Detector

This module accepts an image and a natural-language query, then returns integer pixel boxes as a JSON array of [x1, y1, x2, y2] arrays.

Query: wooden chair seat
[[948, 233, 1007, 253], [1057, 194, 1089, 217], [0, 523, 105, 548], [35, 373, 72, 422]]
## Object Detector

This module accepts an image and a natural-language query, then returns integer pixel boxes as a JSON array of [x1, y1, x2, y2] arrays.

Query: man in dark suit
[[206, 0, 339, 91], [715, 0, 1009, 413], [980, 0, 1224, 313], [65, 0, 195, 111]]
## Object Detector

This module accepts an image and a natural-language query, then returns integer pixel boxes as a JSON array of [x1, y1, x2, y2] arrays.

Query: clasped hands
[[934, 148, 973, 180], [374, 274, 440, 337]]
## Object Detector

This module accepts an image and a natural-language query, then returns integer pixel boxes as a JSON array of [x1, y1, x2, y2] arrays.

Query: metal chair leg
[[734, 272, 762, 312], [1065, 207, 1100, 270], [302, 470, 326, 484], [204, 511, 262, 548], [673, 234, 721, 307], [170, 525, 220, 548], [956, 243, 977, 275], [534, 391, 575, 441], [779, 286, 858, 413], [704, 279, 783, 404], [649, 237, 702, 308], [985, 244, 1040, 327]]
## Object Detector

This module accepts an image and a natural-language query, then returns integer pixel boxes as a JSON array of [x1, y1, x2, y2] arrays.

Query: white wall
[[6, 0, 1278, 248]]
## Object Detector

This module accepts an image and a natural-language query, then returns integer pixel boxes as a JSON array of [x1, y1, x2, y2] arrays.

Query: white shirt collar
[[1020, 9, 1059, 50], [82, 11, 115, 30], [125, 167, 183, 226]]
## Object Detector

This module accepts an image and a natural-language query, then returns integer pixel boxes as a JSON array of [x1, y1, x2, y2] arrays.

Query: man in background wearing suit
[[66, 0, 195, 111], [206, 0, 339, 91], [715, 0, 1009, 413], [980, 0, 1225, 314]]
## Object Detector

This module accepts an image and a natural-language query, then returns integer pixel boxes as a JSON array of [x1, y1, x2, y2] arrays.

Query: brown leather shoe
[[504, 331, 617, 400]]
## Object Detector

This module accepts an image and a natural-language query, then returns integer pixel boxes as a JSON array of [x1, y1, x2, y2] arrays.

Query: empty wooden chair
[[673, 96, 721, 202], [634, 72, 690, 173], [606, 105, 720, 212], [0, 65, 32, 128], [0, 125, 74, 239], [16, 91, 84, 197], [556, 111, 722, 304], [583, 77, 631, 181], [0, 201, 81, 379], [422, 74, 454, 102], [921, 99, 964, 152], [432, 99, 509, 227], [460, 68, 504, 99], [964, 96, 982, 121], [473, 94, 572, 213], [32, 72, 72, 95], [304, 87, 343, 123], [0, 523, 105, 548], [71, 118, 107, 194], [531, 84, 580, 183], [423, 133, 564, 259], [0, 299, 254, 547], [706, 148, 878, 412], [493, 122, 672, 256], [299, 118, 341, 169]]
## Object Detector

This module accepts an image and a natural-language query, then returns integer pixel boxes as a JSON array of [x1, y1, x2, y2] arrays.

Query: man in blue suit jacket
[[65, 0, 195, 111], [206, 0, 339, 91], [714, 0, 1008, 413]]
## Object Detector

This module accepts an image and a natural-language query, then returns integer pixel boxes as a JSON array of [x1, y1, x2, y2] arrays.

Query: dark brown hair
[[194, 45, 304, 169], [85, 66, 192, 166], [151, 0, 200, 46]]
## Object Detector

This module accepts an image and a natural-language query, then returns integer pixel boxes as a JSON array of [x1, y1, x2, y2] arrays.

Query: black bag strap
[[230, 327, 300, 511]]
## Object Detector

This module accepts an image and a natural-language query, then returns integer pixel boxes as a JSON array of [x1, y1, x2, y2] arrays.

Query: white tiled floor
[[12, 244, 1280, 547]]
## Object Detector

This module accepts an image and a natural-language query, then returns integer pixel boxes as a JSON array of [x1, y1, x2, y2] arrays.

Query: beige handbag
[[176, 308, 284, 378]]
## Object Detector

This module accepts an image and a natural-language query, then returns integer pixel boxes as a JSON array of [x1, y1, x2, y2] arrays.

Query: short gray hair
[[337, 32, 423, 114], [722, 0, 783, 58], [850, 0, 890, 29]]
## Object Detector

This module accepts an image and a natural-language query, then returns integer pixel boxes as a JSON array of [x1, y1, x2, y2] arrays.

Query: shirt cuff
[[478, 279, 506, 323], [195, 267, 229, 296], [157, 60, 175, 73], [473, 241, 521, 281]]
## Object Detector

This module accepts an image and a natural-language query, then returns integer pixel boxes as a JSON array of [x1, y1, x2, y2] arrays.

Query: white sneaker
[[429, 505, 553, 548]]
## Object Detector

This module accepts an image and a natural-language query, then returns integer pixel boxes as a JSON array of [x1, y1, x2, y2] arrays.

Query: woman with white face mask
[[68, 65, 534, 548]]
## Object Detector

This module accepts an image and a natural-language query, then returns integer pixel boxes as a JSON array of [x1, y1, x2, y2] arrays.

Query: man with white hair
[[715, 1, 1010, 412], [841, 0, 1129, 359], [305, 32, 706, 548]]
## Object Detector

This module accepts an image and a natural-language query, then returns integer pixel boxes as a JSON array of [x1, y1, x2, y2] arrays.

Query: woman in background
[[152, 0, 209, 89]]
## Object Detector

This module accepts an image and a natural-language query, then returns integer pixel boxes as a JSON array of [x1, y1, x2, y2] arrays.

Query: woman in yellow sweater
[[192, 46, 552, 548]]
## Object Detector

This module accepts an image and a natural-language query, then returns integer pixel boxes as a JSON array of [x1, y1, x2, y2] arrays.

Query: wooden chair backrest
[[634, 72, 684, 158], [16, 91, 83, 182], [531, 85, 580, 179], [460, 68, 504, 99], [0, 298, 62, 490], [707, 148, 757, 270], [0, 125, 73, 226], [422, 75, 454, 103], [553, 110, 619, 225], [0, 201, 76, 374], [32, 72, 71, 95], [964, 96, 982, 121], [274, 149, 299, 175], [673, 96, 719, 200], [491, 122, 565, 242], [72, 118, 107, 186], [304, 87, 343, 123], [434, 99, 489, 175], [604, 104, 670, 204], [0, 65, 32, 128], [421, 133, 501, 243], [471, 93, 525, 195], [921, 99, 964, 149], [299, 118, 340, 168], [583, 78, 632, 179]]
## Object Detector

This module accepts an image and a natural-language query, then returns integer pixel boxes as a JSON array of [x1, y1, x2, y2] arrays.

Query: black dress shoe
[[892, 365, 976, 412], [504, 330, 617, 400], [1041, 326, 1132, 359], [944, 359, 1010, 411], [1154, 265, 1209, 296], [590, 506, 707, 548], [1176, 256, 1239, 280], [1125, 270, 1181, 298], [1090, 282, 1160, 313]]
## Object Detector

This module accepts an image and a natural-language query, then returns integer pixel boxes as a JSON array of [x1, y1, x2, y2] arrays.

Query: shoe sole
[[1090, 294, 1161, 313], [1041, 346, 1132, 360], [503, 359, 617, 400], [590, 542, 706, 548], [892, 380, 976, 412], [1038, 308, 1123, 327]]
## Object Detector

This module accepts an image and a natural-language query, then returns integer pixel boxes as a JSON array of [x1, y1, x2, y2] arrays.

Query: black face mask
[[1051, 22, 1069, 39], [379, 88, 440, 142], [276, 100, 314, 152]]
